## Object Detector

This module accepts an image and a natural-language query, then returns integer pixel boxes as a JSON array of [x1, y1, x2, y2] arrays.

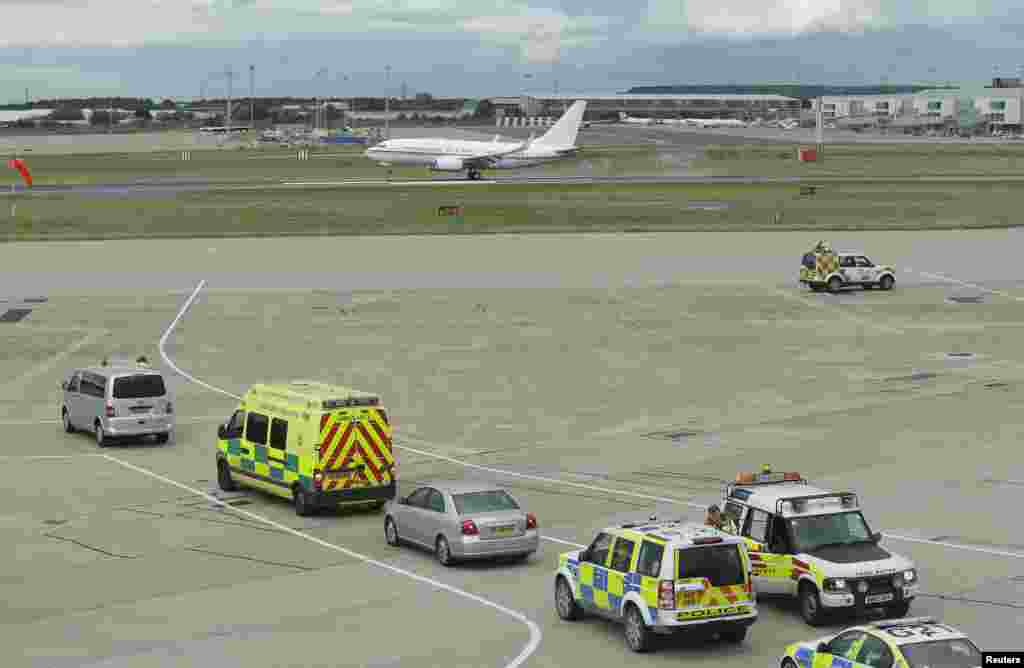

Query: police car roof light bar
[[871, 617, 937, 629], [776, 492, 859, 515]]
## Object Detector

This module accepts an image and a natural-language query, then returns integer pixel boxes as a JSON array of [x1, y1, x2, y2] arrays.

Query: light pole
[[249, 65, 255, 128], [384, 65, 392, 140]]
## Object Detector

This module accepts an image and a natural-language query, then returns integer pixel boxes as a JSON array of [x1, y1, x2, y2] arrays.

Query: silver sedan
[[383, 480, 539, 566]]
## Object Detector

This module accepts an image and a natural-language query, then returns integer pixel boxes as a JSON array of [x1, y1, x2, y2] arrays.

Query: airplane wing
[[461, 140, 529, 168]]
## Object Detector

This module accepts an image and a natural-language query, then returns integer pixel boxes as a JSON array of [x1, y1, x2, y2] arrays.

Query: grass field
[[2, 180, 1022, 242], [692, 142, 1024, 176]]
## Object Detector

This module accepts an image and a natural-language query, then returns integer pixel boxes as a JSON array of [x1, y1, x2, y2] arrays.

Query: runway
[[7, 172, 1024, 197]]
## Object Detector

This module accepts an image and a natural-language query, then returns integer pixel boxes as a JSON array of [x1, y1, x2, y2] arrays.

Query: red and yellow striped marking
[[317, 411, 394, 491]]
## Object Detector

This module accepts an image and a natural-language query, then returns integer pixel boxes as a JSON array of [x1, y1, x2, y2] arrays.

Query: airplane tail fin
[[534, 100, 587, 148]]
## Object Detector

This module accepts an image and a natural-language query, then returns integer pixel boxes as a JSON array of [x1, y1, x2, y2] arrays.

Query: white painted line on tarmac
[[163, 280, 1024, 570], [541, 535, 586, 548], [0, 454, 102, 460], [158, 280, 540, 668], [281, 180, 497, 187], [98, 453, 541, 668], [882, 533, 1024, 560], [158, 280, 240, 401], [907, 268, 1024, 303], [398, 441, 705, 511]]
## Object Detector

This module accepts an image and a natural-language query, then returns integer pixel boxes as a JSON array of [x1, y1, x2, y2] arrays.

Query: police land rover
[[718, 468, 919, 626]]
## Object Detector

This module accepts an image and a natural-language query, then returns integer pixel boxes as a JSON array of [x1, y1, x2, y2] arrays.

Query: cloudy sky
[[0, 0, 1020, 103]]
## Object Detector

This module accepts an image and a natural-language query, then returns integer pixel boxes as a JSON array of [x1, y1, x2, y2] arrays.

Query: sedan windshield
[[452, 490, 520, 514], [901, 639, 982, 668], [787, 512, 872, 553]]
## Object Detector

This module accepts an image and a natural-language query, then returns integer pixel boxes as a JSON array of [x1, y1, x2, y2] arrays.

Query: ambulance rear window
[[113, 374, 166, 398], [677, 544, 745, 587]]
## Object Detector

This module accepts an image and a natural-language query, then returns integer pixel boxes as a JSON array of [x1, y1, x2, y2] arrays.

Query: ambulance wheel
[[217, 460, 237, 492], [555, 576, 583, 621], [879, 275, 894, 291], [435, 535, 454, 567], [782, 659, 799, 668], [799, 582, 826, 626], [384, 516, 400, 546], [827, 276, 843, 293], [885, 601, 911, 618], [721, 626, 747, 644], [95, 421, 107, 447], [293, 485, 316, 517], [62, 408, 74, 433], [624, 604, 653, 653]]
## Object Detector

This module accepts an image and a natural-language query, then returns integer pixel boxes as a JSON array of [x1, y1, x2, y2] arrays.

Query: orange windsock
[[7, 158, 32, 187]]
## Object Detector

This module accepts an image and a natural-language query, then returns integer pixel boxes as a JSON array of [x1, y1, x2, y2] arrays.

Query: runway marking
[[907, 268, 1024, 303], [0, 414, 228, 427], [282, 180, 498, 187], [158, 280, 540, 668], [163, 280, 1024, 570], [99, 453, 541, 668], [882, 533, 1024, 560], [1, 328, 108, 394]]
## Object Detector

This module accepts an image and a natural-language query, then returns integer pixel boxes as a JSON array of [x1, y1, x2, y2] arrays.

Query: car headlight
[[823, 578, 848, 592], [903, 569, 916, 583]]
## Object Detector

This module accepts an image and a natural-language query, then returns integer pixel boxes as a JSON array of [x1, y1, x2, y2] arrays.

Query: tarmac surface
[[2, 230, 1023, 666]]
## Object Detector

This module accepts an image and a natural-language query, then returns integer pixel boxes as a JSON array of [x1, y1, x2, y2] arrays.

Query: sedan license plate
[[865, 593, 894, 604], [494, 525, 514, 535]]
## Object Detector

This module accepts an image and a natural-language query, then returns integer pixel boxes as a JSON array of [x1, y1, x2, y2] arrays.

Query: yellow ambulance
[[215, 381, 396, 516]]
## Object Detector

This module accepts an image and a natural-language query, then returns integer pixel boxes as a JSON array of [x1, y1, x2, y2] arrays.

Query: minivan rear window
[[113, 374, 166, 399], [452, 490, 520, 514], [677, 544, 745, 587]]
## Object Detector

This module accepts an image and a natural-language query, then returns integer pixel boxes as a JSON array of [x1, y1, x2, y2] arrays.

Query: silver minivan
[[61, 365, 174, 446]]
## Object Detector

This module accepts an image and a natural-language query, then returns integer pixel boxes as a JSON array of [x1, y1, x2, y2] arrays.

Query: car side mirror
[[60, 381, 67, 391], [871, 532, 882, 543], [818, 642, 830, 653], [217, 425, 227, 439]]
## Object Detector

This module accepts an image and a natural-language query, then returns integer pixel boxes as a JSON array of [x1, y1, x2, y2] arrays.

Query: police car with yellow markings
[[554, 520, 757, 653], [215, 381, 396, 516], [717, 468, 919, 626], [781, 617, 982, 668]]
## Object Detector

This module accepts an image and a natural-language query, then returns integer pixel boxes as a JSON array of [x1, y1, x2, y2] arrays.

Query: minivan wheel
[[217, 460, 237, 492], [62, 409, 74, 433], [95, 422, 107, 447], [879, 275, 895, 291]]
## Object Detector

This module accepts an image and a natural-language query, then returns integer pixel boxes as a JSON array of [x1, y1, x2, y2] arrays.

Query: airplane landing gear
[[467, 170, 482, 180]]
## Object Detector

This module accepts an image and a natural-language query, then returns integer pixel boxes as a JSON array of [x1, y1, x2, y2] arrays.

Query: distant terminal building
[[488, 93, 801, 121], [809, 78, 1023, 135], [625, 84, 952, 98]]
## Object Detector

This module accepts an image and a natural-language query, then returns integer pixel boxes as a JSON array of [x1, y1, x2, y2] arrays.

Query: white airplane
[[618, 112, 657, 125], [363, 101, 586, 180]]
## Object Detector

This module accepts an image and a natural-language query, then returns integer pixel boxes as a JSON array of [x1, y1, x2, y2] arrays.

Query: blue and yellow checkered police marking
[[795, 646, 814, 668]]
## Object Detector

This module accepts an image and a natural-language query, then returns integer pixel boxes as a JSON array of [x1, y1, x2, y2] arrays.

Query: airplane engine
[[431, 156, 465, 171]]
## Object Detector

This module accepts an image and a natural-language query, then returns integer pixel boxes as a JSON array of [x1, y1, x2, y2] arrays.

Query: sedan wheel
[[435, 535, 453, 566], [95, 423, 107, 447], [385, 517, 400, 546], [62, 409, 74, 433]]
